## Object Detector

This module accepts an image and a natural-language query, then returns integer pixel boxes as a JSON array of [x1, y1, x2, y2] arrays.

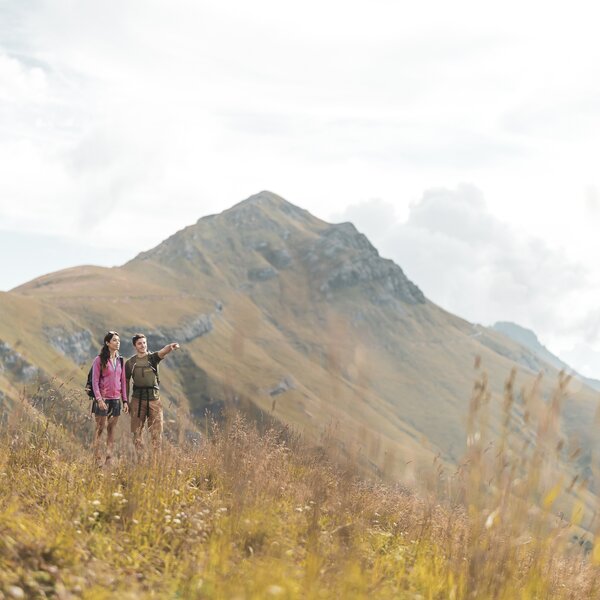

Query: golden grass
[[1, 367, 600, 599]]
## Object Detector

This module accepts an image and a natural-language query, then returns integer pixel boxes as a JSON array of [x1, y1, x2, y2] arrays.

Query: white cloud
[[334, 185, 600, 375], [561, 343, 600, 380], [0, 52, 47, 103], [2, 0, 600, 376]]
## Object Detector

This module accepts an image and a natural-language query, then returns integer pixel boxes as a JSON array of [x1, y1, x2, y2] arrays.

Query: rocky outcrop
[[225, 191, 314, 229], [254, 241, 292, 269], [248, 267, 278, 282], [0, 341, 40, 382], [302, 223, 425, 305], [44, 327, 96, 365], [142, 314, 214, 349], [268, 376, 296, 396]]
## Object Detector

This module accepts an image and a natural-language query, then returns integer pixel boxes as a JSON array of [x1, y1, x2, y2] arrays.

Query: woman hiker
[[91, 331, 129, 465]]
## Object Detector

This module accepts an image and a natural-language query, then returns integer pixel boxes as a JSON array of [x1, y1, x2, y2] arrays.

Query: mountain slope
[[5, 192, 600, 497]]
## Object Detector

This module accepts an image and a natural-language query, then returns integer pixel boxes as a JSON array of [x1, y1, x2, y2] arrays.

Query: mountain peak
[[131, 191, 426, 306], [222, 191, 318, 226], [493, 321, 541, 348], [236, 190, 288, 207]]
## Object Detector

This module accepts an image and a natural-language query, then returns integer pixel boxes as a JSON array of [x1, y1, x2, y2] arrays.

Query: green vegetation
[[1, 369, 599, 599]]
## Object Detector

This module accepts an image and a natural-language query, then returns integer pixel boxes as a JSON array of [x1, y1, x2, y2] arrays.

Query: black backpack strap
[[148, 353, 160, 386]]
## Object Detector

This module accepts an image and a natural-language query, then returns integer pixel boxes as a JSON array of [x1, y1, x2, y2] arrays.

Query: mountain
[[492, 321, 600, 392], [2, 191, 600, 504]]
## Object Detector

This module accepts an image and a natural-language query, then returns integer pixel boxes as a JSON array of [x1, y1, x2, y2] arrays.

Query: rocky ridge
[[131, 191, 425, 308]]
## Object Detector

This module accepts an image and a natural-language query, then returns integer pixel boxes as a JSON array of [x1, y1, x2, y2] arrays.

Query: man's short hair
[[132, 333, 146, 346]]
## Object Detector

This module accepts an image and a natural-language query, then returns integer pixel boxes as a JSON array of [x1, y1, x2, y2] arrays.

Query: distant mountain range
[[1, 191, 599, 506], [492, 321, 600, 392]]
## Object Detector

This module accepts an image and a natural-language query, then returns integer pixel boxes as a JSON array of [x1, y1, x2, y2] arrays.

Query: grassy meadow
[[1, 366, 600, 599]]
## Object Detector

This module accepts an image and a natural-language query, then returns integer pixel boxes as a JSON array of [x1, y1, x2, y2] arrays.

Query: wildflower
[[467, 432, 481, 447], [173, 518, 182, 525], [91, 500, 101, 506], [112, 492, 123, 498], [485, 509, 499, 530], [172, 489, 180, 496], [114, 515, 121, 521], [177, 469, 183, 475], [132, 519, 139, 525], [7, 585, 25, 599], [266, 585, 285, 597]]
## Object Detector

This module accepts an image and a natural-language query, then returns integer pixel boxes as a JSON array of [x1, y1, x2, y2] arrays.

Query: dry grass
[[0, 368, 599, 599]]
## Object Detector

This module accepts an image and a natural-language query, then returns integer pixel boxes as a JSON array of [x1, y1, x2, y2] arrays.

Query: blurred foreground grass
[[1, 370, 600, 599]]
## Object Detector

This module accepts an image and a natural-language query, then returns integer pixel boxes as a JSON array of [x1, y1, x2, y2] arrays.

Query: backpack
[[85, 356, 124, 398], [129, 354, 160, 391]]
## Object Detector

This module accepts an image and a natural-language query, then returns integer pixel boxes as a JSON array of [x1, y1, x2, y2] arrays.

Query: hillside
[[2, 191, 600, 507], [0, 405, 598, 599]]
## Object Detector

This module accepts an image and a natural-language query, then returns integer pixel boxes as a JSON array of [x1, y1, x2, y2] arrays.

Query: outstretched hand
[[158, 342, 180, 359]]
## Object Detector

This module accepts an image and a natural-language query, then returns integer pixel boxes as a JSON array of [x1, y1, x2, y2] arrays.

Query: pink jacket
[[92, 355, 128, 402]]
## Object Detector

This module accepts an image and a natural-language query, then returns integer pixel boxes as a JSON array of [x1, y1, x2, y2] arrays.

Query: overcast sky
[[2, 0, 600, 376]]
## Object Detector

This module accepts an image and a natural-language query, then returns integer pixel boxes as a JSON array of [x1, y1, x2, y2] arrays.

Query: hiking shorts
[[92, 398, 122, 417]]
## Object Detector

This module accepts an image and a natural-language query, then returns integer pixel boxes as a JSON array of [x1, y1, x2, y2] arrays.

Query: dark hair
[[132, 333, 146, 347], [100, 331, 119, 370]]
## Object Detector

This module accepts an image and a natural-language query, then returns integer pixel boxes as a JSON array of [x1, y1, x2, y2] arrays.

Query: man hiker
[[125, 333, 180, 457]]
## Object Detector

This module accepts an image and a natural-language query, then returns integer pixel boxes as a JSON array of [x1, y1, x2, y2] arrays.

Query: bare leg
[[93, 416, 107, 464], [105, 416, 119, 464]]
